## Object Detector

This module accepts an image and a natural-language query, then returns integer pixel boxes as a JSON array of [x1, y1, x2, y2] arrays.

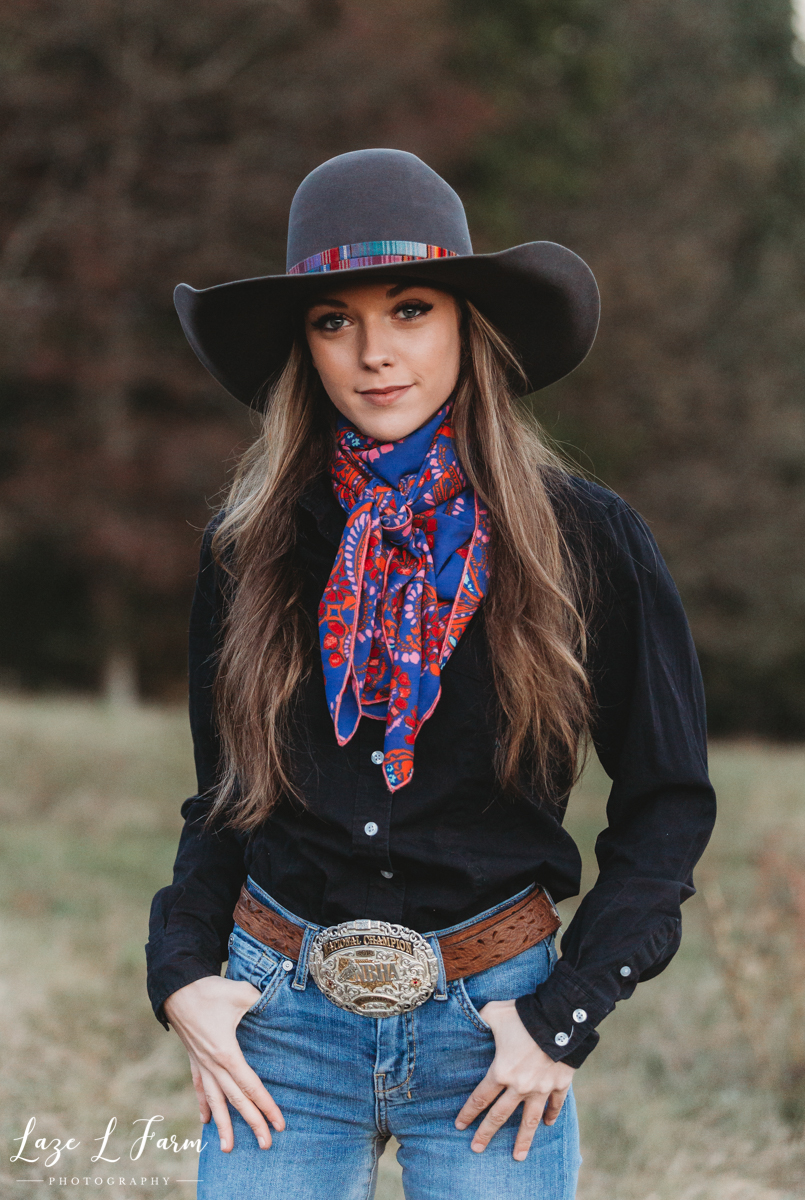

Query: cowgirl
[[146, 149, 716, 1200]]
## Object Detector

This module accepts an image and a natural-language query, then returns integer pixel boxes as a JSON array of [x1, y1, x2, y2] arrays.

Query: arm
[[145, 512, 248, 1030], [513, 494, 717, 1069], [456, 493, 716, 1160], [144, 514, 285, 1152]]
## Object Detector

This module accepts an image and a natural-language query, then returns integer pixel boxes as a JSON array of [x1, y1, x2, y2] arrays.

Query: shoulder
[[547, 472, 649, 550], [199, 509, 233, 567], [548, 473, 621, 524], [548, 473, 677, 604], [193, 510, 231, 609], [201, 509, 227, 545]]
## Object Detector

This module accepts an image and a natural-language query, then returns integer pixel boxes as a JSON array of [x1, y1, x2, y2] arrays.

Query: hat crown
[[285, 149, 473, 272]]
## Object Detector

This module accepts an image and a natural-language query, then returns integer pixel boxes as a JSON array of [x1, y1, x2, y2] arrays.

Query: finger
[[455, 1074, 505, 1130], [208, 1065, 280, 1150], [190, 1062, 212, 1123], [470, 1088, 527, 1153], [512, 1096, 548, 1161], [200, 1039, 285, 1133], [201, 1071, 237, 1153], [209, 1047, 288, 1144], [228, 1061, 286, 1132], [543, 1086, 569, 1127]]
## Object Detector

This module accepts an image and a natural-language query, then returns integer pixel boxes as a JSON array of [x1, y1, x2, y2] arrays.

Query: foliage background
[[1, 0, 804, 733], [3, 5, 805, 1198]]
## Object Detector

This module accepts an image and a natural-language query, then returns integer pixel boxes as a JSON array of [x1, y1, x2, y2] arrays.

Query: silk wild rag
[[320, 398, 491, 792]]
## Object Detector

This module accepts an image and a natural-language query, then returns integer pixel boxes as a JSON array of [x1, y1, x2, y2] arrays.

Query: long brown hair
[[203, 297, 592, 833]]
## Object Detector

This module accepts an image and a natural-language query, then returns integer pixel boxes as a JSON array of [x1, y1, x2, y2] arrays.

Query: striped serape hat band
[[288, 240, 457, 275]]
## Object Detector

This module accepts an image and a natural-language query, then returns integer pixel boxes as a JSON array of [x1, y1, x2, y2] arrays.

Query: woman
[[146, 148, 716, 1200]]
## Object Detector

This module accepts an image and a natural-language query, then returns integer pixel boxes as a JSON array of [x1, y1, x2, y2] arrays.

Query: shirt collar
[[297, 469, 347, 546]]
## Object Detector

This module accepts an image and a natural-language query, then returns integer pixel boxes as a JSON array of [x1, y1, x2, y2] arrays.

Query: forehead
[[304, 277, 456, 309]]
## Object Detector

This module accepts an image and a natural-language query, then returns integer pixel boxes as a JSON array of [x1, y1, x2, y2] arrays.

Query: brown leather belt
[[232, 883, 561, 982]]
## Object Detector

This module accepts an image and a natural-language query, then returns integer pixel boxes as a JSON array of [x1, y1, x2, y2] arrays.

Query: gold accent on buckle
[[308, 920, 438, 1017]]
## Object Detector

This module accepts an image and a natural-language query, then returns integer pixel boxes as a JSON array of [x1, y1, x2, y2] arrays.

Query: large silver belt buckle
[[308, 919, 438, 1017]]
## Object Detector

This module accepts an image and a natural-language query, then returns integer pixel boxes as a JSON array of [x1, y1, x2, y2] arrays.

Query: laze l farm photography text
[[10, 1114, 205, 1167]]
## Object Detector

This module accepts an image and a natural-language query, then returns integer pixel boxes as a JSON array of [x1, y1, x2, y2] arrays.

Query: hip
[[195, 881, 581, 1198]]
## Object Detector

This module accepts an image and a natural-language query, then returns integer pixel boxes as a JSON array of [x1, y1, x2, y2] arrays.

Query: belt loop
[[291, 923, 317, 991], [427, 935, 448, 1001]]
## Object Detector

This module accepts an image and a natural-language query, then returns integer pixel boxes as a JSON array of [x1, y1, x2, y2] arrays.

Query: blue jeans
[[196, 877, 581, 1200]]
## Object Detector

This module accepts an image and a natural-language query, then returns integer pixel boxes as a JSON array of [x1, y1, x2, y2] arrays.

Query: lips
[[356, 384, 412, 406]]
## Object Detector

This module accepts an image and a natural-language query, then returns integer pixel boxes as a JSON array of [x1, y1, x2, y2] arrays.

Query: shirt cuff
[[145, 939, 224, 1030], [556, 1028, 599, 1069], [514, 957, 624, 1063]]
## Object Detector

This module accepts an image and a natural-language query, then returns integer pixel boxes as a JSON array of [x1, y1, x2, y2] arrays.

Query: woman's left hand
[[454, 999, 576, 1161]]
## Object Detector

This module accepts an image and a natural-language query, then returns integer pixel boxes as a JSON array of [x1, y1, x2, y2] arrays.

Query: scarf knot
[[377, 490, 415, 543], [318, 397, 491, 793]]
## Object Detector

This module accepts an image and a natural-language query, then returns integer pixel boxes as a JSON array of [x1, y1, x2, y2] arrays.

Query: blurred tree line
[[0, 0, 803, 735]]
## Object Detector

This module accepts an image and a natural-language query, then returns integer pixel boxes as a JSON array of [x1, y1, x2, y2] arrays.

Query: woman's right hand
[[162, 976, 285, 1152]]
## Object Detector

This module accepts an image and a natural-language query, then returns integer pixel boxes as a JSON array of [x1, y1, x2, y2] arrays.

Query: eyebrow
[[306, 282, 420, 310]]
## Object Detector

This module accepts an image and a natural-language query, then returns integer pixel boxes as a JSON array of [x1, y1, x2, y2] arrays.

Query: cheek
[[307, 337, 352, 395], [406, 321, 461, 388]]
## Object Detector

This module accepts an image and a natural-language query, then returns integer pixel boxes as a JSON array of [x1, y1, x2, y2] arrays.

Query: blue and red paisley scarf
[[319, 397, 491, 793]]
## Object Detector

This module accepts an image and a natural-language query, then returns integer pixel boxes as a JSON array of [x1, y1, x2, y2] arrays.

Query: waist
[[233, 875, 561, 984]]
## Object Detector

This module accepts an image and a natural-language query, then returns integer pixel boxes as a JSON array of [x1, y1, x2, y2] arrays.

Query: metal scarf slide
[[320, 397, 491, 793]]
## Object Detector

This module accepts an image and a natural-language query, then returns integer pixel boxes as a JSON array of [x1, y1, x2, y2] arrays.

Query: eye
[[395, 300, 433, 321], [310, 311, 350, 332]]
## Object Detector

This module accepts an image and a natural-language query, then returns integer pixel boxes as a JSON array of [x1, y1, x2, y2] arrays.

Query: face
[[303, 279, 462, 441]]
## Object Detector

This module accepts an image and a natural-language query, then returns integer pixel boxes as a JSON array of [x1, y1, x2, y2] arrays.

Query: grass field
[[1, 694, 804, 1199]]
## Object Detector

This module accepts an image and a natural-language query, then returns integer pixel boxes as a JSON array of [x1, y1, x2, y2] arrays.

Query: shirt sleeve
[[144, 513, 248, 1030], [515, 493, 717, 1068]]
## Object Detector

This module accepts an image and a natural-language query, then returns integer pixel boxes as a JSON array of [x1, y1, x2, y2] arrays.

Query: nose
[[358, 315, 396, 372]]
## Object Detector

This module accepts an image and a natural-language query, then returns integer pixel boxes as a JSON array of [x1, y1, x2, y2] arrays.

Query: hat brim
[[173, 242, 600, 408]]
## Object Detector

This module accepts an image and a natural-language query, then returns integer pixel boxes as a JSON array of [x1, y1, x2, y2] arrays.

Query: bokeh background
[[1, 2, 805, 1198]]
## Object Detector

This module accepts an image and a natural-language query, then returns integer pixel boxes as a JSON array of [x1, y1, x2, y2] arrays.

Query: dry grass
[[0, 694, 804, 1198]]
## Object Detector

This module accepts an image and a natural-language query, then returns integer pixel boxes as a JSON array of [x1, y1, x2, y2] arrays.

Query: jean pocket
[[226, 929, 287, 1018], [453, 977, 493, 1033], [455, 937, 555, 1034]]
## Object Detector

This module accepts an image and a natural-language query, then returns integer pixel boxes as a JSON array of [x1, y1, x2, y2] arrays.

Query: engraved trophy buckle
[[308, 919, 439, 1017]]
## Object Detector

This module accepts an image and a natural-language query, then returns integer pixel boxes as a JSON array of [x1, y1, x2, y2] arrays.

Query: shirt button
[[282, 960, 294, 972], [554, 1031, 570, 1047], [371, 750, 384, 765], [620, 965, 632, 977], [364, 822, 379, 837], [380, 870, 394, 879], [573, 1008, 588, 1023]]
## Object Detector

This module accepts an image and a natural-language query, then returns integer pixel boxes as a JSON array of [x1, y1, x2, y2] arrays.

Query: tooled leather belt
[[232, 883, 561, 1017]]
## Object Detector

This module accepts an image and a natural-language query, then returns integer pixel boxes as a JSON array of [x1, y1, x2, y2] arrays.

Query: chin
[[354, 405, 434, 442]]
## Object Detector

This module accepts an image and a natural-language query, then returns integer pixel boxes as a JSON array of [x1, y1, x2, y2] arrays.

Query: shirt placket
[[350, 716, 406, 922]]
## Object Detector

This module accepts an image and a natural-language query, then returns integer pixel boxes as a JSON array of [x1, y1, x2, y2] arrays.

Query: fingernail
[[258, 1137, 267, 1148], [455, 1121, 466, 1130], [514, 1151, 527, 1161], [219, 1140, 226, 1151], [471, 1142, 483, 1153]]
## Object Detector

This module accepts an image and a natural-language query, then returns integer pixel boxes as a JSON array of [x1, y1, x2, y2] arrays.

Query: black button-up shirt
[[145, 471, 716, 1069]]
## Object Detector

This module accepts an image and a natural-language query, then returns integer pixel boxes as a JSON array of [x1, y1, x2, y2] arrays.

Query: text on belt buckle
[[308, 919, 438, 1017]]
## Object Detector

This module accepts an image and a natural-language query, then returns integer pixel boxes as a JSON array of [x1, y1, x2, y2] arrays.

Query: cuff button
[[573, 1008, 587, 1023], [554, 1031, 570, 1047], [620, 965, 632, 977]]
